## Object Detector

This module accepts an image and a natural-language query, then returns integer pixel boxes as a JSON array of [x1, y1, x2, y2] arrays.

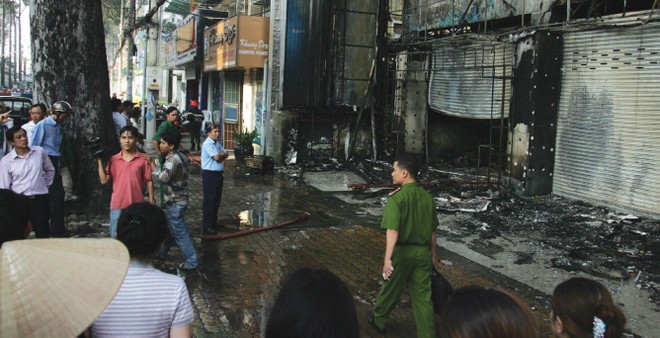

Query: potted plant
[[233, 128, 259, 164]]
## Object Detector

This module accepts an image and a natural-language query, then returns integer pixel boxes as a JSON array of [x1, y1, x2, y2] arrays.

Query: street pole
[[116, 0, 124, 97], [126, 0, 134, 101], [14, 12, 18, 85], [7, 5, 12, 88], [17, 8, 21, 83], [1, 0, 5, 87], [141, 22, 149, 148], [142, 0, 158, 150]]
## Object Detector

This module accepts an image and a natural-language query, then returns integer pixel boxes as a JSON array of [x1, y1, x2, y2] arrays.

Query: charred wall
[[272, 0, 381, 164], [508, 31, 563, 196], [427, 113, 489, 164], [403, 0, 556, 35]]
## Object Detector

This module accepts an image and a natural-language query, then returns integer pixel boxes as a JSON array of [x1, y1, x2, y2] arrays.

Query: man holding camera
[[97, 125, 155, 238]]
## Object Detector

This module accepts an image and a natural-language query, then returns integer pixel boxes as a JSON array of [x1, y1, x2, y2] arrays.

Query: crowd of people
[[0, 98, 631, 337]]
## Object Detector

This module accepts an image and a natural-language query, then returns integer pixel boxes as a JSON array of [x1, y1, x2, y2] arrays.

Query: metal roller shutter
[[428, 40, 514, 119], [554, 15, 660, 217]]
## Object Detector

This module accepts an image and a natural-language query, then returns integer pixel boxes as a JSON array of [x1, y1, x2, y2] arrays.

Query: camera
[[87, 137, 106, 158]]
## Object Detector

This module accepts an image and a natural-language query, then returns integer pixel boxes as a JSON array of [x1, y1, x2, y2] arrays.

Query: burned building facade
[[265, 0, 659, 218], [402, 0, 660, 218], [265, 0, 384, 164]]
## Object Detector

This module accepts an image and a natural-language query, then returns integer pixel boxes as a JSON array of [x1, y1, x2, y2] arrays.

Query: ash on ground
[[349, 159, 659, 307]]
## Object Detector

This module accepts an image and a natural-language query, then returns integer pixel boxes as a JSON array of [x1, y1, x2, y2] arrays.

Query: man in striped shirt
[[92, 203, 193, 337], [151, 131, 198, 271]]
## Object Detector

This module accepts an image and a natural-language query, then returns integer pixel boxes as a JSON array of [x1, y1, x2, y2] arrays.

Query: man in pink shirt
[[0, 126, 55, 238], [97, 125, 154, 237]]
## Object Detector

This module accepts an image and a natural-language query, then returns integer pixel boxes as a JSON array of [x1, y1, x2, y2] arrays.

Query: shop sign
[[175, 15, 197, 65], [203, 16, 270, 71]]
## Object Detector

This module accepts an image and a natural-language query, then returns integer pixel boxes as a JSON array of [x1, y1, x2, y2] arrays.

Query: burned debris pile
[[349, 159, 660, 305]]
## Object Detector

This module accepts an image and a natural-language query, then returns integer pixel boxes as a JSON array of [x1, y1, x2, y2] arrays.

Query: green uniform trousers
[[373, 245, 435, 338]]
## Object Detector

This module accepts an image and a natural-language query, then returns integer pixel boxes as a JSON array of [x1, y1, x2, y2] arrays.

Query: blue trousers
[[202, 170, 224, 229], [160, 203, 198, 269]]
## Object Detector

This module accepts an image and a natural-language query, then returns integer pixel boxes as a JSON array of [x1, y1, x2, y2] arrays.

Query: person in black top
[[182, 100, 204, 152]]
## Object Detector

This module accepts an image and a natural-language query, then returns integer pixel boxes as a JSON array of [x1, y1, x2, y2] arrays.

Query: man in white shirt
[[22, 103, 47, 143], [111, 97, 127, 140]]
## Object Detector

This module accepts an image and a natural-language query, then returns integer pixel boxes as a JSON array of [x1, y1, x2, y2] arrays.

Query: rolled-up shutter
[[554, 15, 660, 217], [428, 40, 514, 119]]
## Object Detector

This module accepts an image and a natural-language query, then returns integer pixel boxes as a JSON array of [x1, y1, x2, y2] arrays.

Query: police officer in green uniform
[[368, 156, 438, 337]]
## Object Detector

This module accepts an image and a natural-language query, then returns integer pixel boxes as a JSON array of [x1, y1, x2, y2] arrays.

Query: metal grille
[[554, 18, 660, 217], [429, 41, 515, 119]]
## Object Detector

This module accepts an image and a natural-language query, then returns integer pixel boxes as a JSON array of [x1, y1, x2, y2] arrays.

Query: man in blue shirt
[[200, 124, 228, 234], [30, 101, 73, 237]]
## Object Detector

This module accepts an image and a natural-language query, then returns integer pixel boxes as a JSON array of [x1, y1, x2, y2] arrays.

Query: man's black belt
[[203, 170, 223, 174]]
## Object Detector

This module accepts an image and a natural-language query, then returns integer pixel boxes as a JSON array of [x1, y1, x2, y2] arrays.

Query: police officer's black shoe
[[367, 311, 386, 334], [203, 227, 217, 235]]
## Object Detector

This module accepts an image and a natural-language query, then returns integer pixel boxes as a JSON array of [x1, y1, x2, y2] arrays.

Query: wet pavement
[[159, 162, 557, 337], [62, 146, 659, 337]]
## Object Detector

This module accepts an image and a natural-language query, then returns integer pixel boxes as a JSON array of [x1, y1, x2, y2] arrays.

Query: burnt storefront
[[268, 0, 384, 163], [553, 13, 660, 217]]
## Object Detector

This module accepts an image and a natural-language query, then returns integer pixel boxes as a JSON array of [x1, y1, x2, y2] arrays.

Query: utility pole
[[126, 0, 134, 101], [1, 0, 5, 87], [17, 7, 21, 83], [7, 3, 12, 88], [14, 11, 18, 85], [116, 0, 124, 97], [143, 0, 158, 149]]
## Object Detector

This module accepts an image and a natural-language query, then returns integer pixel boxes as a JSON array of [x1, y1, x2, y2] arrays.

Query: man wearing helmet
[[30, 101, 73, 237], [182, 100, 204, 152]]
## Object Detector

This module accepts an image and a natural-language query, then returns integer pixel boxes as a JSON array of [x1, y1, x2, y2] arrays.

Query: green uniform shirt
[[380, 182, 439, 246], [153, 120, 178, 142]]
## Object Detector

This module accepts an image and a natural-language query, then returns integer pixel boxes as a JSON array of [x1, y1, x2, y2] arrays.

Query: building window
[[223, 72, 241, 148]]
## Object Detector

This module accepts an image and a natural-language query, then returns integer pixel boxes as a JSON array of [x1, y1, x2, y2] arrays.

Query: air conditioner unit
[[251, 0, 268, 5]]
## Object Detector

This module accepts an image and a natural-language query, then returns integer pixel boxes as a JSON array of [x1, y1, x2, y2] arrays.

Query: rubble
[[346, 158, 660, 306]]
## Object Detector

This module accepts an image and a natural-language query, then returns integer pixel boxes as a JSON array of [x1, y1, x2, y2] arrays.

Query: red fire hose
[[192, 212, 310, 240]]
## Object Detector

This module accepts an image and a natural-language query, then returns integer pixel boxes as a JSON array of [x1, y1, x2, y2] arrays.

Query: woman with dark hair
[[152, 106, 181, 155], [551, 277, 626, 338], [439, 285, 539, 338], [265, 268, 359, 338], [91, 203, 194, 338]]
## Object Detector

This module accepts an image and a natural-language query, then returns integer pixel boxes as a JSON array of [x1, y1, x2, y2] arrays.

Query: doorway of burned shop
[[380, 40, 515, 191]]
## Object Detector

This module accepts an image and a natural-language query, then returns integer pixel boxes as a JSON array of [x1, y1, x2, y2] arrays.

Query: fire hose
[[192, 212, 310, 240]]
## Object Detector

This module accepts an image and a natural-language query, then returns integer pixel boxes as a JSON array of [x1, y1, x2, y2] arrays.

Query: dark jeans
[[48, 156, 66, 236], [202, 170, 224, 230], [18, 194, 51, 238], [189, 128, 201, 150]]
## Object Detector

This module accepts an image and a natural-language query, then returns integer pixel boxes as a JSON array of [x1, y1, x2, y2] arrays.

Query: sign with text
[[204, 16, 270, 71], [175, 15, 197, 65]]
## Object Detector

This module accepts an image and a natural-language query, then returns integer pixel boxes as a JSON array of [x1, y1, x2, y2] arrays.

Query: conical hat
[[0, 238, 130, 337]]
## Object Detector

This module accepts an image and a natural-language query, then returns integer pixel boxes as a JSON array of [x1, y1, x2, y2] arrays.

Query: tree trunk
[[31, 0, 119, 212]]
